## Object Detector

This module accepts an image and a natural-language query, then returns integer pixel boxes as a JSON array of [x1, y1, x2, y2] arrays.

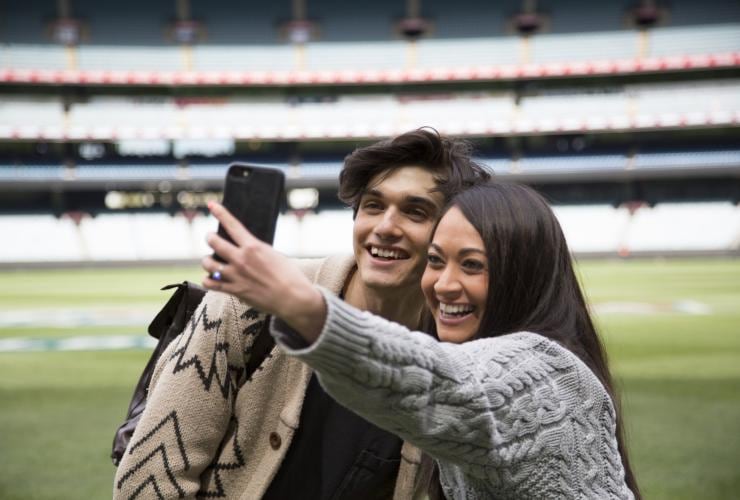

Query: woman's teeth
[[440, 303, 474, 316]]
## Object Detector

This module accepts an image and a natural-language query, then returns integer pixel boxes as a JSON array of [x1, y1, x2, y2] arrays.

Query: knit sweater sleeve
[[271, 289, 630, 497], [113, 290, 262, 500]]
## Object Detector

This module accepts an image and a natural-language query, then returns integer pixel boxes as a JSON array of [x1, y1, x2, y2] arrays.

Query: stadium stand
[[0, 0, 739, 264], [2, 23, 738, 85], [0, 214, 82, 262], [1, 80, 738, 141], [623, 202, 740, 253], [1, 203, 738, 263], [552, 205, 632, 254]]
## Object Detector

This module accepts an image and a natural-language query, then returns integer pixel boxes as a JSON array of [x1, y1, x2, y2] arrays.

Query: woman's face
[[421, 206, 489, 343]]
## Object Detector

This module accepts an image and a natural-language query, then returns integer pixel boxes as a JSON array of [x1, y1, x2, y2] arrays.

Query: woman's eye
[[463, 260, 485, 272], [427, 254, 443, 265]]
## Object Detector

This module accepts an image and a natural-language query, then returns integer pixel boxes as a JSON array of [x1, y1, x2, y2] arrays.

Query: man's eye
[[405, 207, 428, 220], [363, 201, 382, 211]]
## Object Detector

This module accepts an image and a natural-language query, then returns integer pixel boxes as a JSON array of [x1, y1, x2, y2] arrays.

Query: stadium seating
[[77, 47, 183, 72], [624, 202, 739, 252], [649, 24, 740, 57], [552, 205, 631, 254], [1, 203, 738, 263], [2, 23, 737, 85], [0, 215, 82, 262], [77, 214, 139, 261], [0, 97, 65, 138], [1, 80, 738, 140], [0, 1, 738, 266], [190, 209, 354, 258]]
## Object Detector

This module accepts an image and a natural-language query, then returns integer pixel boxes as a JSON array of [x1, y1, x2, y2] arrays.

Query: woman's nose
[[434, 267, 462, 296]]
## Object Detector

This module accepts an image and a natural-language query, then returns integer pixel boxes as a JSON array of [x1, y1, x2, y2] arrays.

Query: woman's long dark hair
[[419, 182, 640, 499]]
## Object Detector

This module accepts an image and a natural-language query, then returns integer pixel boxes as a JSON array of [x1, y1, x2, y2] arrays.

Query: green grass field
[[1, 259, 739, 499]]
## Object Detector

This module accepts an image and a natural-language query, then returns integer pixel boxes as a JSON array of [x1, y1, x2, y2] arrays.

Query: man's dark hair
[[338, 128, 490, 214]]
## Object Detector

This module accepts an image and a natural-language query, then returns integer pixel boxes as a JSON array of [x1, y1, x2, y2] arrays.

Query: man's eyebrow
[[362, 188, 382, 198], [361, 189, 438, 211], [405, 195, 438, 211]]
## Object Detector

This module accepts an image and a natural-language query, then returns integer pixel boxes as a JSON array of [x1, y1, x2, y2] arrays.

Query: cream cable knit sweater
[[272, 289, 635, 500]]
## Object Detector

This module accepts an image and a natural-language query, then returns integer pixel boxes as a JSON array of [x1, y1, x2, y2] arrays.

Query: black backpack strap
[[111, 281, 205, 465], [244, 316, 276, 382]]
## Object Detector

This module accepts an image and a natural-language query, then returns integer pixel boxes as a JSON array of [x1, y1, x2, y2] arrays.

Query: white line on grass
[[0, 335, 157, 352]]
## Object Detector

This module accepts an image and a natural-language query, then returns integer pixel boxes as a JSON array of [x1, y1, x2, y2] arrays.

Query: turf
[[0, 259, 738, 499]]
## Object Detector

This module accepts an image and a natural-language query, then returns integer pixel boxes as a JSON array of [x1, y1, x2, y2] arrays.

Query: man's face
[[352, 166, 444, 293]]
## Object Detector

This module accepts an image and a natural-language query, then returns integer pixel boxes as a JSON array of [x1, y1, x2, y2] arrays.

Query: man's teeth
[[370, 246, 405, 259], [440, 303, 474, 316]]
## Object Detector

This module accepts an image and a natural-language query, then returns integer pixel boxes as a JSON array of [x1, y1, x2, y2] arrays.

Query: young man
[[113, 129, 490, 499]]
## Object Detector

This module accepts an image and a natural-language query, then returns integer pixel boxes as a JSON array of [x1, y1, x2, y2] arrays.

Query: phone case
[[214, 163, 285, 262]]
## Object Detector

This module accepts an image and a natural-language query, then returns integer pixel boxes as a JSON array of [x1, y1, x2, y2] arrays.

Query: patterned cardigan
[[113, 254, 421, 500]]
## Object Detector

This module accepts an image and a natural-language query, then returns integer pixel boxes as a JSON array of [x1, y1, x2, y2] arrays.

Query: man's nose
[[374, 209, 403, 239]]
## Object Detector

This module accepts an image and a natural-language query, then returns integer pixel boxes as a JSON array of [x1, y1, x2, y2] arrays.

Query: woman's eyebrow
[[430, 243, 485, 256], [459, 248, 486, 256]]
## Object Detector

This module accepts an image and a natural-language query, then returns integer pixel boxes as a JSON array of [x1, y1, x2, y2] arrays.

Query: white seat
[[552, 205, 630, 254], [625, 202, 739, 252]]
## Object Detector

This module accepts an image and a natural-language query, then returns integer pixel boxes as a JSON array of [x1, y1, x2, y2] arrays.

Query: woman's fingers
[[202, 255, 227, 279], [208, 201, 258, 247], [206, 232, 241, 263]]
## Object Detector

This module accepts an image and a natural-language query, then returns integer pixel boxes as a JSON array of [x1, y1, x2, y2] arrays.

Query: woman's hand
[[201, 201, 326, 343]]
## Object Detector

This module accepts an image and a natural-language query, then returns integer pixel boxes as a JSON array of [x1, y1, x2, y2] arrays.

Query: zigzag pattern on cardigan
[[116, 301, 257, 499], [167, 304, 237, 399], [114, 258, 360, 500], [197, 416, 246, 498], [116, 410, 188, 498]]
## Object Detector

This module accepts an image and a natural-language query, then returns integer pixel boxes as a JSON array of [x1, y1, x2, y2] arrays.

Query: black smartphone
[[214, 163, 285, 263]]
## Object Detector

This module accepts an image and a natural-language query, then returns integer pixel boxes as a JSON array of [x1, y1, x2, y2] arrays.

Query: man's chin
[[358, 269, 418, 294]]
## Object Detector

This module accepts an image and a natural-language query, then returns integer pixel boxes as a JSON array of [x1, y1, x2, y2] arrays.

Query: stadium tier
[[1, 24, 739, 85], [0, 202, 738, 264], [2, 149, 739, 190], [1, 80, 739, 140]]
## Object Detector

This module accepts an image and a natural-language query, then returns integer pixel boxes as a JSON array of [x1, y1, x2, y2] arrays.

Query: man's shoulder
[[292, 254, 356, 292], [292, 256, 328, 278]]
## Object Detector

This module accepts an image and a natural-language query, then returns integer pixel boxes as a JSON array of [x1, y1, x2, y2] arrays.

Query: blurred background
[[0, 0, 738, 498]]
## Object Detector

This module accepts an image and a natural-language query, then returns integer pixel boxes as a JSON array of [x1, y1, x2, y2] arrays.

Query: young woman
[[202, 182, 640, 499]]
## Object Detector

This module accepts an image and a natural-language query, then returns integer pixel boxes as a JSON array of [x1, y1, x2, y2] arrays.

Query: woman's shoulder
[[476, 331, 586, 366], [471, 331, 610, 400]]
